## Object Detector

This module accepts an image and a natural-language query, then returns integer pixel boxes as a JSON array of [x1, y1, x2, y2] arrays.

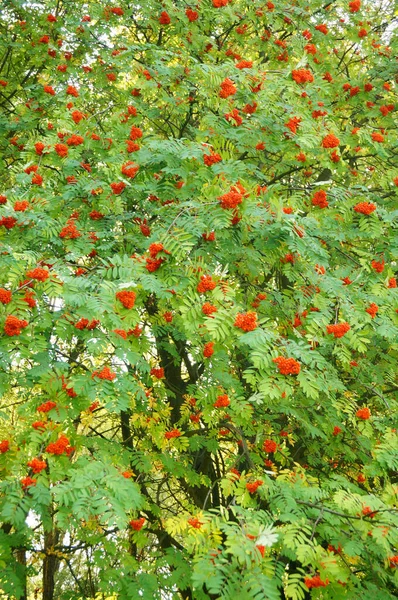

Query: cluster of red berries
[[92, 366, 116, 381], [372, 132, 384, 143], [282, 253, 295, 264], [66, 85, 79, 97], [0, 288, 12, 304], [121, 161, 139, 178], [197, 275, 216, 293], [116, 290, 136, 309], [129, 126, 143, 140], [32, 421, 47, 431], [110, 182, 126, 195], [0, 216, 18, 229], [214, 394, 230, 408], [188, 517, 203, 529], [145, 257, 163, 272], [273, 356, 301, 375], [285, 116, 301, 135], [203, 342, 214, 358], [349, 0, 361, 12], [246, 480, 263, 494], [322, 134, 340, 148], [371, 259, 384, 273], [71, 110, 85, 124], [129, 517, 145, 531], [37, 401, 57, 413], [59, 219, 81, 239], [366, 303, 378, 318], [46, 434, 73, 455], [0, 440, 10, 453], [356, 407, 371, 420], [21, 476, 37, 489], [150, 367, 164, 379], [55, 143, 68, 157], [225, 108, 242, 126], [4, 315, 28, 336], [235, 60, 253, 69], [186, 8, 199, 21], [66, 134, 84, 147], [362, 505, 377, 518], [291, 69, 314, 84], [159, 11, 171, 24], [75, 318, 99, 330], [27, 458, 47, 473], [61, 378, 77, 398], [149, 243, 168, 258], [219, 78, 237, 98], [326, 322, 350, 338], [252, 293, 266, 308], [218, 188, 243, 210], [202, 302, 217, 316], [204, 152, 222, 166], [14, 200, 29, 212], [304, 575, 329, 589], [263, 440, 278, 453], [354, 202, 376, 215], [311, 190, 328, 208], [234, 312, 258, 332], [165, 429, 181, 440]]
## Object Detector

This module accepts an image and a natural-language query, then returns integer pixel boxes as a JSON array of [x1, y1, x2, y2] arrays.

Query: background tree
[[0, 0, 397, 598]]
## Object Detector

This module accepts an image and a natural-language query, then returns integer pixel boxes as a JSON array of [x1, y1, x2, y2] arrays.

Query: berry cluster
[[246, 480, 263, 494], [322, 133, 340, 148], [165, 429, 181, 440], [234, 312, 258, 332], [27, 458, 47, 473], [354, 202, 376, 215], [37, 401, 57, 413], [273, 356, 301, 375], [263, 440, 278, 453], [291, 69, 314, 84], [219, 78, 237, 98], [129, 517, 145, 531], [356, 407, 371, 420], [311, 189, 328, 208], [150, 367, 165, 379], [116, 290, 136, 309], [4, 315, 28, 336], [197, 275, 216, 293], [92, 366, 116, 381], [46, 434, 73, 455], [304, 575, 329, 589], [214, 394, 230, 408], [326, 322, 350, 338]]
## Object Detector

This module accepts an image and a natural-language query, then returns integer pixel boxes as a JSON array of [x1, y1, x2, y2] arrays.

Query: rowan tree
[[0, 0, 397, 599]]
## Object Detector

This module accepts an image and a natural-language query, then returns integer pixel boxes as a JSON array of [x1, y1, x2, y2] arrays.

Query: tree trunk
[[42, 528, 60, 600], [15, 547, 27, 600]]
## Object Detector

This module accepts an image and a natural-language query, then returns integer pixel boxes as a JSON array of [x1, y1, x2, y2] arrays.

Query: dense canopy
[[0, 0, 397, 598]]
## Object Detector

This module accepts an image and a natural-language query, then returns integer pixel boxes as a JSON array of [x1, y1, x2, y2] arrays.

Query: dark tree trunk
[[15, 547, 27, 600], [42, 527, 60, 600]]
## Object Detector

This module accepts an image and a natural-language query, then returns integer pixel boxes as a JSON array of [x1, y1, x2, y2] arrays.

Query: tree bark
[[42, 527, 60, 600]]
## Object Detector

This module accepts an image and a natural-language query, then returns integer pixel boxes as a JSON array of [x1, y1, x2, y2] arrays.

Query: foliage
[[0, 0, 397, 598]]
